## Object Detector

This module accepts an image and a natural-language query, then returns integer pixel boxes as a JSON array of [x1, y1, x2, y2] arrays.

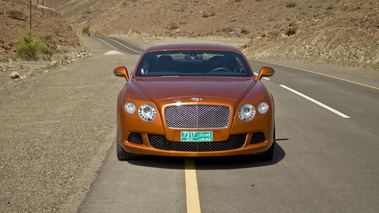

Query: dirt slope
[[46, 0, 378, 70], [0, 37, 131, 213], [0, 0, 82, 61]]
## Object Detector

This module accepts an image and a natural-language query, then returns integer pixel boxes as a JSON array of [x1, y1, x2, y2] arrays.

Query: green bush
[[286, 2, 297, 8], [82, 25, 90, 35], [43, 34, 53, 41], [326, 4, 335, 10], [240, 27, 248, 34], [167, 22, 179, 30], [15, 33, 54, 60], [221, 27, 234, 33], [53, 28, 65, 36], [6, 9, 25, 20], [40, 44, 55, 60], [202, 11, 215, 18]]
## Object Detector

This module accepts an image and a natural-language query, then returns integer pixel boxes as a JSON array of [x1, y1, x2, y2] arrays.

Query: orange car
[[114, 44, 275, 160]]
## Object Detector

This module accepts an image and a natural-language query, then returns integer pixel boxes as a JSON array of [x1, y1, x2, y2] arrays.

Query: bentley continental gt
[[114, 44, 275, 160]]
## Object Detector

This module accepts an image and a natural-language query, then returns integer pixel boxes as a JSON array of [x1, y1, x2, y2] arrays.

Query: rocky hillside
[[47, 0, 377, 70], [0, 0, 82, 61], [243, 0, 379, 70]]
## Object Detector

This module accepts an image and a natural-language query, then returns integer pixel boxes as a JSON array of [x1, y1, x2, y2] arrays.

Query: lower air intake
[[148, 134, 246, 152]]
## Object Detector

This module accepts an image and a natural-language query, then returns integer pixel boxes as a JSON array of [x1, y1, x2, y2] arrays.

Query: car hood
[[133, 76, 255, 105]]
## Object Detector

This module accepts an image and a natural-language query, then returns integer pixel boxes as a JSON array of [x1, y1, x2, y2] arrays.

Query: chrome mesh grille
[[128, 132, 143, 145], [250, 132, 266, 144], [165, 105, 230, 129]]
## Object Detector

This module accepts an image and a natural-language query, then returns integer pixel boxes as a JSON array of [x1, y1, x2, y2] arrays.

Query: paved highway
[[94, 36, 144, 55], [78, 37, 379, 213]]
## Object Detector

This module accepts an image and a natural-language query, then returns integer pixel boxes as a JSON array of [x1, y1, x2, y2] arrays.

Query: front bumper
[[118, 131, 274, 157], [117, 95, 275, 157]]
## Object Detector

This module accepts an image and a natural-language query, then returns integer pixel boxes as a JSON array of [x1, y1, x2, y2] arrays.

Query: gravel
[[0, 37, 139, 213], [1, 35, 240, 213]]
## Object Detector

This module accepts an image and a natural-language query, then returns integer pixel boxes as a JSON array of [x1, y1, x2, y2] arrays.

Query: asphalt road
[[94, 36, 144, 55], [78, 38, 379, 213]]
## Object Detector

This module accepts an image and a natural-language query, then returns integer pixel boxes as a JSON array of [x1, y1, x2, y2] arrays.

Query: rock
[[286, 27, 296, 36], [10, 72, 20, 79], [20, 74, 27, 79], [60, 59, 68, 65], [79, 50, 86, 56]]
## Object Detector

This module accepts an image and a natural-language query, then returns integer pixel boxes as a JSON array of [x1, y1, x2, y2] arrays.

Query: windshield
[[136, 50, 252, 77]]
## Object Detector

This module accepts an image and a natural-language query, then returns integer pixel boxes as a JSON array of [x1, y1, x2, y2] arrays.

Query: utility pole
[[29, 0, 32, 35]]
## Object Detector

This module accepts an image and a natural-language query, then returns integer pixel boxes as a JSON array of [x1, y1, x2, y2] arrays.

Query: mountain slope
[[46, 0, 378, 70], [0, 0, 81, 61]]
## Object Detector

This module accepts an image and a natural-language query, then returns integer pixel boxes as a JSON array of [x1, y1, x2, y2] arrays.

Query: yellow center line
[[185, 158, 201, 213], [254, 60, 379, 90]]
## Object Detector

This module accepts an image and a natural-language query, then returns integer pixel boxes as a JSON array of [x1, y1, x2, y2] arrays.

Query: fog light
[[258, 102, 269, 114]]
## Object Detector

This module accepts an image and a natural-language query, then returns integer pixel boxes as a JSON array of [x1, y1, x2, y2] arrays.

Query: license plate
[[181, 131, 213, 142]]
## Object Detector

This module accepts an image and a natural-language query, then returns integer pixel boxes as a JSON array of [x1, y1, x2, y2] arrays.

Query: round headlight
[[257, 102, 269, 114], [125, 102, 136, 114], [238, 104, 255, 122], [138, 104, 157, 122]]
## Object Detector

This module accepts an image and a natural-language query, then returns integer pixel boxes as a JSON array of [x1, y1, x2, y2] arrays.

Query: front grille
[[250, 132, 266, 144], [148, 134, 246, 152], [128, 132, 143, 144], [165, 105, 230, 129]]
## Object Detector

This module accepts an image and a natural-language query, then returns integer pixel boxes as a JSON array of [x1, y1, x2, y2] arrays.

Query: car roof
[[143, 43, 242, 54]]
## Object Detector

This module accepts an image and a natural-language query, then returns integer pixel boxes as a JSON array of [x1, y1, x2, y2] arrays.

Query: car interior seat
[[157, 55, 176, 72], [208, 55, 228, 71]]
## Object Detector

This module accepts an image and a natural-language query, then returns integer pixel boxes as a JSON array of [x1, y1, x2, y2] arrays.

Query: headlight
[[238, 104, 255, 122], [125, 102, 136, 114], [257, 102, 269, 114], [138, 104, 157, 122]]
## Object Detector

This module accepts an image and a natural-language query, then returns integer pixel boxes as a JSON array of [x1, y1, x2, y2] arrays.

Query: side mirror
[[257, 66, 275, 81], [113, 66, 129, 81]]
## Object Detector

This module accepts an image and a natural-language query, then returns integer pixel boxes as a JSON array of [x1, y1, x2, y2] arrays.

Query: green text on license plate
[[181, 131, 213, 142]]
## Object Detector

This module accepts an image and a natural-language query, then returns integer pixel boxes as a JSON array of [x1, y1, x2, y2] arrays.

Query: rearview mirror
[[257, 66, 275, 81], [113, 66, 129, 81]]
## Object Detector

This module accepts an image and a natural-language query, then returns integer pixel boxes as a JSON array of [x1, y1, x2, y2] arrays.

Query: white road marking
[[280, 85, 350, 118], [103, 50, 125, 55], [254, 60, 379, 90], [254, 72, 270, 80]]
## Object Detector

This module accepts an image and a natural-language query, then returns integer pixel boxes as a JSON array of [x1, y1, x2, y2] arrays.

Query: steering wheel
[[210, 67, 232, 72]]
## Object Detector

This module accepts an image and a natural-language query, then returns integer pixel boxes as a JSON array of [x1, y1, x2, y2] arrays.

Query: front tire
[[117, 129, 137, 161], [262, 128, 275, 161]]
